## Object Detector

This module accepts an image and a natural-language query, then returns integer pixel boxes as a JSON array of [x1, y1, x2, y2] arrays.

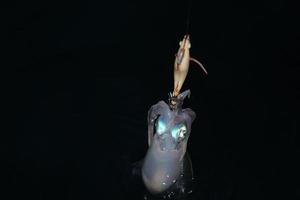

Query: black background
[[8, 0, 299, 199]]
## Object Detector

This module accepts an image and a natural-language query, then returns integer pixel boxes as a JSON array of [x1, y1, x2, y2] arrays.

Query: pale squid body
[[173, 35, 208, 97], [142, 90, 195, 195]]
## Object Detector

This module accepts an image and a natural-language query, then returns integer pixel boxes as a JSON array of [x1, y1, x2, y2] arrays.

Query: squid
[[141, 35, 207, 196]]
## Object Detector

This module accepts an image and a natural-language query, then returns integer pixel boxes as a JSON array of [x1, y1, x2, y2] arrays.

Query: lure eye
[[171, 124, 187, 140], [155, 118, 166, 135]]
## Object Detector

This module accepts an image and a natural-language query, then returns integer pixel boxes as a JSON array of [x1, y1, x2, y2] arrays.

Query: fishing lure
[[173, 34, 207, 97], [141, 35, 207, 196]]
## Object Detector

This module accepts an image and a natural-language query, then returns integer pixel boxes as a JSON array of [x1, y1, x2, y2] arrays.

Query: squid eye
[[155, 118, 166, 135], [171, 124, 187, 140], [178, 126, 187, 138]]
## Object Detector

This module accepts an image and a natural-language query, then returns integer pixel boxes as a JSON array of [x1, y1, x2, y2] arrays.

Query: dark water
[[11, 74, 298, 199], [9, 0, 299, 199]]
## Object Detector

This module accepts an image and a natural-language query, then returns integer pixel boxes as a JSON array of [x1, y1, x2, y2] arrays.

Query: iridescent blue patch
[[156, 118, 166, 135], [171, 124, 187, 140]]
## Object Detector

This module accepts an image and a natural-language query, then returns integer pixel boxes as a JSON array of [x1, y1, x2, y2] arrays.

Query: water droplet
[[188, 190, 193, 194], [166, 174, 170, 178], [172, 179, 176, 183], [181, 187, 185, 193], [162, 182, 166, 185]]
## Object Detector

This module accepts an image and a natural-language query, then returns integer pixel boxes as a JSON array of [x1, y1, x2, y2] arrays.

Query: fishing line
[[185, 0, 193, 34]]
